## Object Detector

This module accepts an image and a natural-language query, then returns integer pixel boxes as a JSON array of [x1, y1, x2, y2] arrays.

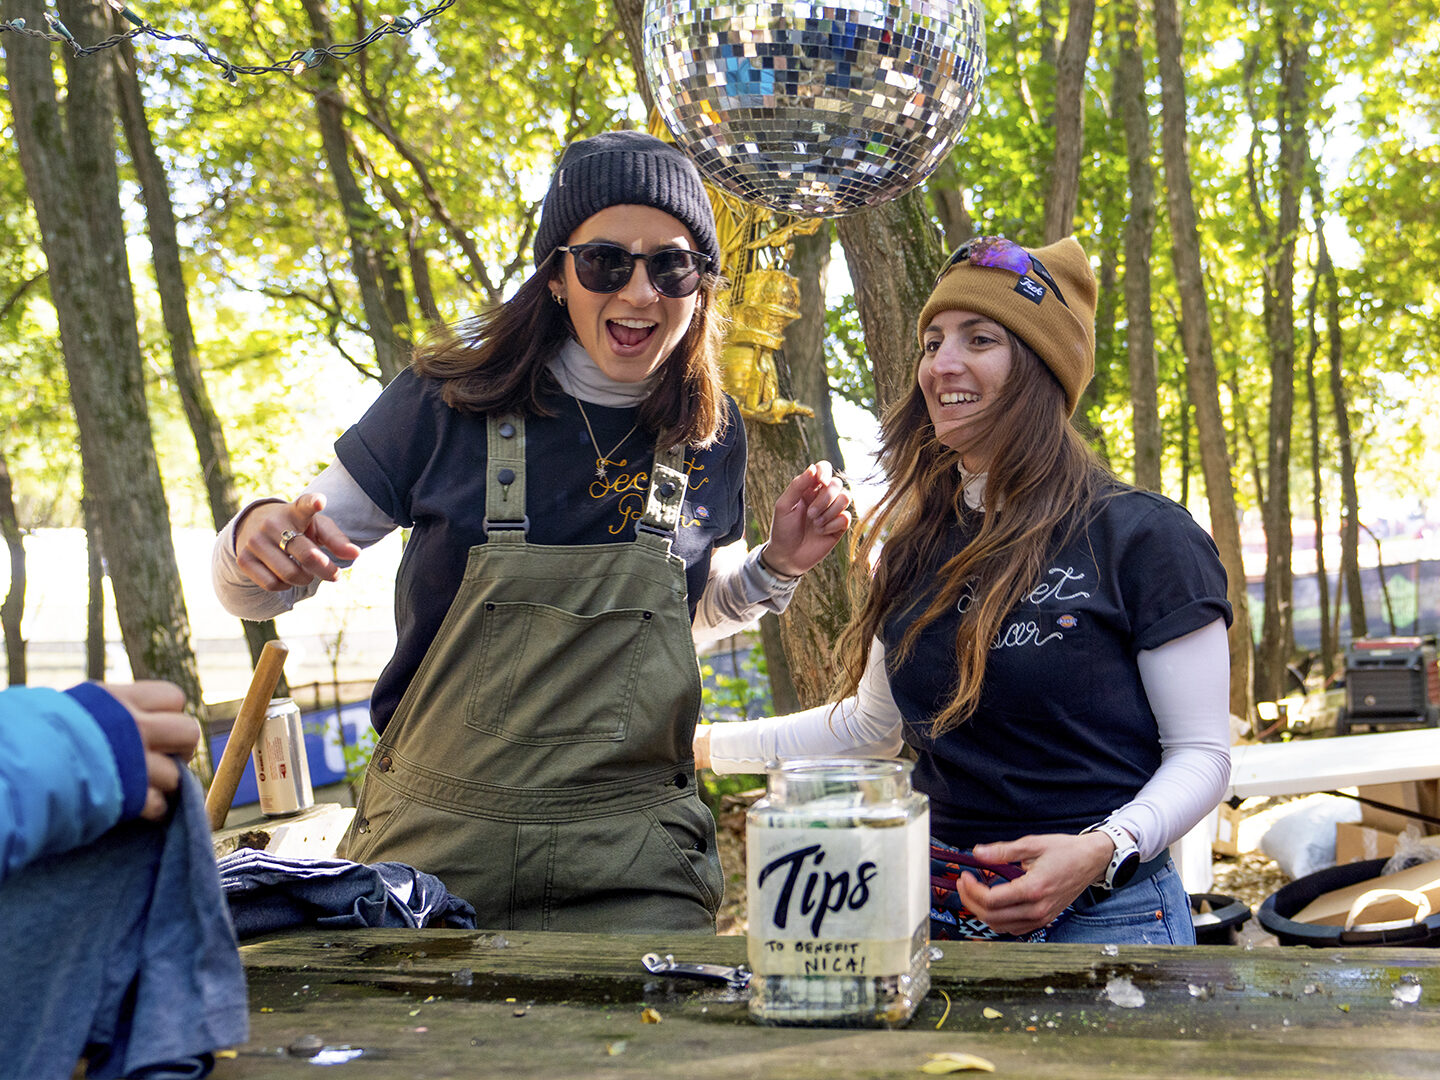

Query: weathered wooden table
[[220, 930, 1439, 1078]]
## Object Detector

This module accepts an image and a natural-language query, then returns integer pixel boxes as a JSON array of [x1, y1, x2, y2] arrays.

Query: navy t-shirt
[[882, 486, 1232, 848], [336, 369, 748, 733]]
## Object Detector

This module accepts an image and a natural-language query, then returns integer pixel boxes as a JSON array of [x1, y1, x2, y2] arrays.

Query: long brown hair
[[411, 254, 731, 450], [833, 331, 1110, 736]]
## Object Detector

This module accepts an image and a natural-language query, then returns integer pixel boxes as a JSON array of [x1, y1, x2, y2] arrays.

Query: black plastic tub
[[1189, 892, 1252, 945], [1257, 858, 1440, 947]]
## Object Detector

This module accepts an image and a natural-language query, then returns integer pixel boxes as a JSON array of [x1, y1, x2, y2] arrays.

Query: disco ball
[[642, 0, 986, 218]]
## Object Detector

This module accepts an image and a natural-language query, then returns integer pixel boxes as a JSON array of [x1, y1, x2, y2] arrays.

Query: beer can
[[250, 697, 314, 817]]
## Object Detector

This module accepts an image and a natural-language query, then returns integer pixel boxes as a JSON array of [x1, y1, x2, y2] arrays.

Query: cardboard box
[[1293, 859, 1440, 928], [1212, 802, 1244, 857], [1335, 822, 1405, 863], [1356, 781, 1439, 833]]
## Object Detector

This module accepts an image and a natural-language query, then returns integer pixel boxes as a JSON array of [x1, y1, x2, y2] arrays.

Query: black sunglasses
[[934, 236, 1070, 310], [556, 242, 711, 299]]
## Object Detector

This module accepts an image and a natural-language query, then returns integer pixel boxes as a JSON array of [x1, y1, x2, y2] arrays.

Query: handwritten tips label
[[746, 815, 929, 978]]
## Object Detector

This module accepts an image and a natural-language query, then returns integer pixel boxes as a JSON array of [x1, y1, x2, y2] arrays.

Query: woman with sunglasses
[[212, 131, 851, 932], [698, 236, 1232, 945]]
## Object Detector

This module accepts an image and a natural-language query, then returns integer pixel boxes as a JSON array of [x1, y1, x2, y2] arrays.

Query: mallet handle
[[205, 640, 289, 831]]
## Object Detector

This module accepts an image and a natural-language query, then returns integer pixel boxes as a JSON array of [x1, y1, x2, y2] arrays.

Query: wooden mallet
[[205, 639, 289, 832]]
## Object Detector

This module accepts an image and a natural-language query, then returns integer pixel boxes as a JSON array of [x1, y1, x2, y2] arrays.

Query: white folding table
[[1175, 727, 1440, 892]]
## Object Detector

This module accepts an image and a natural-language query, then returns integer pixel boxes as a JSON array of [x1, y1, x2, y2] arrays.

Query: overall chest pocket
[[464, 600, 656, 745]]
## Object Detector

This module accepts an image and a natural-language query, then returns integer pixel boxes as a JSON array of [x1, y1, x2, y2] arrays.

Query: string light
[[1, 0, 455, 82]]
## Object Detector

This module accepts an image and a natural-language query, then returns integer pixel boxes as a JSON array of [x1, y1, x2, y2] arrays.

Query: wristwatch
[[1081, 820, 1141, 892]]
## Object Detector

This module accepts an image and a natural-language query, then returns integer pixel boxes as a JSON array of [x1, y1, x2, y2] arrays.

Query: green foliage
[[700, 637, 771, 720], [698, 639, 770, 815], [340, 723, 379, 799], [824, 296, 876, 413], [0, 0, 1438, 667]]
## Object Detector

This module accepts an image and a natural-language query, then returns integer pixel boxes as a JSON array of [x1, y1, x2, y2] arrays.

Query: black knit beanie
[[533, 130, 722, 274]]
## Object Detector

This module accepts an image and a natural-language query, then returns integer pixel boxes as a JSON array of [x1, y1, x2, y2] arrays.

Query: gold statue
[[649, 116, 822, 424]]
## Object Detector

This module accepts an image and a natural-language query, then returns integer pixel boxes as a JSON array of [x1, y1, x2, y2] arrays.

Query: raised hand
[[760, 461, 853, 578], [234, 492, 362, 591]]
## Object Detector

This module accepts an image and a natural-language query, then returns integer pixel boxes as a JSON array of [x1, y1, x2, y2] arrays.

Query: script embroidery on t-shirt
[[588, 454, 705, 536], [591, 468, 649, 535], [956, 566, 1093, 650]]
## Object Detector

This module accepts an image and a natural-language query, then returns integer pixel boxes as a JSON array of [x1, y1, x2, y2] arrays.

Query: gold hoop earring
[[551, 292, 566, 308]]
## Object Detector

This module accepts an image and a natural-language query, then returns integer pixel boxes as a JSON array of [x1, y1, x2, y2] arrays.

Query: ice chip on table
[[1103, 975, 1146, 1008]]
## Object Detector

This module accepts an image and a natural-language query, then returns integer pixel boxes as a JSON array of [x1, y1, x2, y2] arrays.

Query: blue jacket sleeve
[[0, 684, 148, 885]]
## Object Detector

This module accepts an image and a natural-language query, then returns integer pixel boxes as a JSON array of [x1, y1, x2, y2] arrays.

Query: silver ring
[[278, 529, 299, 554]]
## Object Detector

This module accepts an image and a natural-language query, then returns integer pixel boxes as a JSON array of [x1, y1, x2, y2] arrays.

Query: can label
[[251, 697, 314, 817], [747, 812, 929, 977]]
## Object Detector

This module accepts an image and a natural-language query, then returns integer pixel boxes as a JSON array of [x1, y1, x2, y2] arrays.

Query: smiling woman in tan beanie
[[698, 234, 1235, 948]]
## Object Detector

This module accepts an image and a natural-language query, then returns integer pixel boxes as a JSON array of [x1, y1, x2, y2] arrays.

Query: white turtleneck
[[546, 338, 658, 407]]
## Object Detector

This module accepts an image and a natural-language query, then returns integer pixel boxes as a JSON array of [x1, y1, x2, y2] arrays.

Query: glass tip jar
[[745, 757, 930, 1028]]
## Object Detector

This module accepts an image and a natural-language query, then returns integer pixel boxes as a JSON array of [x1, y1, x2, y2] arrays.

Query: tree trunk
[[1116, 0, 1162, 492], [746, 225, 852, 706], [1154, 0, 1255, 722], [4, 0, 205, 719], [82, 489, 106, 682], [111, 32, 289, 691], [1177, 369, 1191, 505], [1042, 0, 1097, 243], [1302, 259, 1333, 680], [0, 449, 25, 685], [612, 0, 656, 115], [300, 0, 411, 384], [836, 190, 946, 414], [1316, 214, 1366, 640], [1077, 241, 1117, 462], [784, 224, 844, 470], [746, 419, 853, 707], [1255, 4, 1310, 704], [758, 612, 801, 715], [1230, 362, 1267, 510], [930, 172, 974, 252], [751, 222, 848, 708]]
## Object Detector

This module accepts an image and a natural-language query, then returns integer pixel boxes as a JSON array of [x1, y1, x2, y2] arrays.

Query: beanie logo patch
[[1014, 277, 1047, 305]]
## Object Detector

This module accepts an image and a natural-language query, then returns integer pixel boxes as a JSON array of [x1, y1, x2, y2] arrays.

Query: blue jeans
[[1044, 860, 1195, 945]]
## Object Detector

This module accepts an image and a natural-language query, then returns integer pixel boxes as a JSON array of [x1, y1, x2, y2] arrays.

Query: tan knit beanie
[[916, 236, 1098, 416]]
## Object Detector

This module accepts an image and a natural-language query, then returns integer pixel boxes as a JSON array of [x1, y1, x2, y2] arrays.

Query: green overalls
[[338, 414, 723, 932]]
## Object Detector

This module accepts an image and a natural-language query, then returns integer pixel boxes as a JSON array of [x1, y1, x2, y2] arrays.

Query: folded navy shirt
[[0, 768, 248, 1079], [217, 850, 476, 938]]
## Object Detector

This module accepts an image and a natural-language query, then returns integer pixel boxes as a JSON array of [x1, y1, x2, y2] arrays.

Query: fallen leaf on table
[[640, 1007, 663, 1024], [920, 1051, 996, 1073]]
